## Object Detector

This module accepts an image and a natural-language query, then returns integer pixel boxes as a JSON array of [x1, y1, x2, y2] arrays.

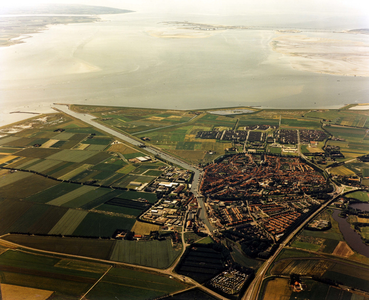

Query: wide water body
[[1, 11, 369, 125]]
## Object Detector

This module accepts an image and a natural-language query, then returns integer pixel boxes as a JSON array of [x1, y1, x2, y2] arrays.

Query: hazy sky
[[3, 0, 369, 17]]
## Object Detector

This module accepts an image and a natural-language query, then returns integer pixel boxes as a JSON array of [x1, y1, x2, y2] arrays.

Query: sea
[[0, 10, 369, 126]]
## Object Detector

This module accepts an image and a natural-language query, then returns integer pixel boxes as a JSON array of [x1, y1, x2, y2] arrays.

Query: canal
[[332, 209, 369, 257]]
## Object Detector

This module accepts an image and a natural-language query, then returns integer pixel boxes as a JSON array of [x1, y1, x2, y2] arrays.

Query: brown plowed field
[[333, 241, 354, 257]]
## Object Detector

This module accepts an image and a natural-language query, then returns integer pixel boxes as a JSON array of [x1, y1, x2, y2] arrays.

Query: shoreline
[[0, 102, 360, 129]]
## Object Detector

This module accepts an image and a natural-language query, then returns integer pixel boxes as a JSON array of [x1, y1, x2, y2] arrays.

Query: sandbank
[[147, 29, 215, 39], [270, 34, 369, 77]]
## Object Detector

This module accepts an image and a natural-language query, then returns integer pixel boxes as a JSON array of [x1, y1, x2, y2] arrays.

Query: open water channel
[[332, 208, 369, 257]]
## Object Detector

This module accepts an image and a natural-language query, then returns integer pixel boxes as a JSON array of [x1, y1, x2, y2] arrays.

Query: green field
[[110, 239, 181, 269], [96, 204, 143, 216], [300, 227, 343, 241], [46, 185, 97, 206], [88, 266, 189, 300], [7, 204, 51, 233], [61, 188, 111, 208], [3, 235, 116, 260], [17, 206, 67, 236], [72, 212, 136, 237], [0, 200, 36, 235], [359, 227, 369, 239], [79, 190, 124, 210], [281, 118, 321, 128], [321, 239, 340, 254], [25, 182, 81, 203], [290, 241, 321, 251], [274, 249, 319, 262], [345, 191, 369, 202], [0, 171, 32, 188], [46, 149, 99, 163], [0, 173, 59, 200], [48, 209, 89, 235]]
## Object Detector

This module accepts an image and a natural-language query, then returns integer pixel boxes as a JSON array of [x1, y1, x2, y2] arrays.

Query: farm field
[[2, 105, 369, 299], [270, 253, 369, 296], [3, 235, 116, 260], [324, 126, 369, 158], [305, 109, 369, 128], [161, 288, 220, 300], [0, 249, 106, 299], [0, 114, 165, 190], [131, 221, 161, 235], [1, 284, 54, 300], [110, 239, 181, 269], [260, 278, 292, 300], [261, 278, 355, 300], [329, 165, 356, 176], [0, 240, 189, 300], [72, 212, 136, 238], [88, 266, 190, 300], [345, 191, 369, 202], [0, 173, 58, 200]]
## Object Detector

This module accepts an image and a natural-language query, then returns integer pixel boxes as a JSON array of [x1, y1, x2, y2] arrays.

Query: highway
[[53, 104, 214, 233], [243, 191, 343, 300], [53, 104, 343, 300]]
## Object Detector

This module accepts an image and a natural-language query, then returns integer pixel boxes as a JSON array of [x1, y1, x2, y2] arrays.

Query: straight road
[[53, 104, 214, 232]]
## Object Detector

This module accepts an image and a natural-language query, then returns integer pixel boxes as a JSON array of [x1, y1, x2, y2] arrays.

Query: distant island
[[0, 4, 133, 47]]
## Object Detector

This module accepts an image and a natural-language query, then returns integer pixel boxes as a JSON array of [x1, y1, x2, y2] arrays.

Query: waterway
[[349, 203, 369, 211], [332, 209, 369, 257], [1, 9, 369, 127]]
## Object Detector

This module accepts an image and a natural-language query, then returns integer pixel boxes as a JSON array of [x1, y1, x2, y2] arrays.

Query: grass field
[[0, 249, 105, 298], [72, 212, 136, 237], [0, 200, 35, 235], [329, 165, 356, 176], [96, 204, 143, 216], [57, 164, 93, 180], [46, 149, 99, 163], [0, 171, 32, 188], [290, 241, 321, 251], [110, 239, 181, 269], [281, 118, 321, 129], [61, 188, 111, 209], [7, 204, 50, 233], [25, 159, 62, 173], [46, 185, 97, 206], [321, 239, 340, 254], [0, 173, 58, 200], [3, 235, 116, 260], [25, 182, 80, 203], [48, 209, 89, 235], [131, 221, 161, 235], [88, 266, 189, 300], [275, 249, 319, 262], [260, 278, 292, 300], [345, 191, 369, 202], [359, 227, 369, 239]]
